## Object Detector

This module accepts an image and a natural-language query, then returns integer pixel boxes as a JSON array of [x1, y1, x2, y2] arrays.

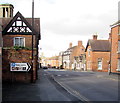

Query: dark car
[[42, 66, 48, 69]]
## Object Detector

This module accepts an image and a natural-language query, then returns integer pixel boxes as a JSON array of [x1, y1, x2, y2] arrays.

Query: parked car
[[52, 66, 56, 68], [42, 66, 48, 69]]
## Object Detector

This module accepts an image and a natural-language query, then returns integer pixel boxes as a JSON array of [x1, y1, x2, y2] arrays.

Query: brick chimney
[[78, 41, 82, 46], [69, 42, 72, 48], [93, 35, 98, 40]]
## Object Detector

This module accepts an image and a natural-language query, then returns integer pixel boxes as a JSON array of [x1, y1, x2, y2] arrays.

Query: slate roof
[[85, 39, 111, 52], [48, 56, 59, 60], [67, 46, 77, 51], [62, 46, 77, 56]]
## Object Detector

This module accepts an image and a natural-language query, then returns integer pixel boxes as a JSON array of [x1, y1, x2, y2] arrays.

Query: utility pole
[[31, 0, 34, 82]]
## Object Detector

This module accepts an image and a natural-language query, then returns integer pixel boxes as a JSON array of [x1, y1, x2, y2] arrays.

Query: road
[[44, 68, 119, 102], [2, 68, 119, 103], [2, 68, 83, 102]]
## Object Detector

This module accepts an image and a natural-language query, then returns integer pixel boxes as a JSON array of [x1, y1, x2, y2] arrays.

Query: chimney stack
[[69, 42, 72, 48], [93, 35, 98, 40], [0, 4, 14, 18], [78, 41, 82, 46]]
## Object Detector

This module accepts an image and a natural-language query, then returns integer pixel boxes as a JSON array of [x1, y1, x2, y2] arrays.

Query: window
[[14, 37, 25, 47], [117, 59, 120, 71], [118, 41, 120, 53], [98, 58, 102, 70]]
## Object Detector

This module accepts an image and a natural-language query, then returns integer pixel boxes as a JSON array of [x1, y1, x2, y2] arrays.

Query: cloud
[[39, 0, 119, 57], [40, 0, 118, 37]]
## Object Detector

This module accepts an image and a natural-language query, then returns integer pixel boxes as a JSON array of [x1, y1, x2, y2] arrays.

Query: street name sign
[[10, 63, 31, 72]]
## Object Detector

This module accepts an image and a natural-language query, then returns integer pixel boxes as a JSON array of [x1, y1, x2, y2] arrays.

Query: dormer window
[[14, 37, 25, 47]]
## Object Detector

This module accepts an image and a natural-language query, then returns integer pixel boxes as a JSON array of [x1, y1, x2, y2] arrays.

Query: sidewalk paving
[[94, 72, 119, 81], [2, 69, 75, 102], [72, 69, 119, 81]]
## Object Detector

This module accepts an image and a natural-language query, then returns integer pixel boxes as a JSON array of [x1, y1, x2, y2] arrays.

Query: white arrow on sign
[[27, 63, 31, 71]]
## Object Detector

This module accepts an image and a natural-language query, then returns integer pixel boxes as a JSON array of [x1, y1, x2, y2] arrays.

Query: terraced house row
[[46, 24, 120, 74]]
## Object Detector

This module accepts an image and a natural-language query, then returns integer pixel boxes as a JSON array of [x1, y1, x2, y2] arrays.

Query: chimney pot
[[93, 35, 98, 40], [78, 41, 82, 46], [69, 42, 72, 48]]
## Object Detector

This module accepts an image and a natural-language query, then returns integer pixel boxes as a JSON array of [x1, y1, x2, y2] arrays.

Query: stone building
[[58, 51, 64, 68], [1, 4, 41, 83], [62, 41, 85, 70], [110, 20, 120, 73], [85, 35, 110, 72]]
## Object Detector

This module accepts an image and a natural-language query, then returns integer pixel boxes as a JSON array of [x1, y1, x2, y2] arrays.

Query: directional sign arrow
[[27, 63, 31, 71]]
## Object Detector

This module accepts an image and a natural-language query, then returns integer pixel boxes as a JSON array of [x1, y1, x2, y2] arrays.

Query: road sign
[[10, 63, 31, 72]]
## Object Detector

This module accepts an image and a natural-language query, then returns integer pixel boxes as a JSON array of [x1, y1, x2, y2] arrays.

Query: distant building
[[85, 35, 110, 72], [110, 21, 120, 73], [45, 56, 59, 68], [58, 51, 64, 68], [62, 45, 71, 69], [1, 4, 41, 83], [62, 41, 85, 70], [73, 54, 86, 71]]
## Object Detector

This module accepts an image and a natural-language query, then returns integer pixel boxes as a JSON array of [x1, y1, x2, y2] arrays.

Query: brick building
[[85, 35, 110, 72], [110, 20, 120, 73], [1, 4, 41, 83], [62, 41, 85, 70]]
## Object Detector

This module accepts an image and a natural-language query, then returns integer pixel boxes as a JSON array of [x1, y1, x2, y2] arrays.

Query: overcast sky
[[0, 0, 119, 57]]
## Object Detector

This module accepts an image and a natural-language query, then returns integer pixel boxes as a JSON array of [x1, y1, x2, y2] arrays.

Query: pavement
[[92, 71, 119, 81], [70, 69, 119, 81], [2, 69, 83, 102]]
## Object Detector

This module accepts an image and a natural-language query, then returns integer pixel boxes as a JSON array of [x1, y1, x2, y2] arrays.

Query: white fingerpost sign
[[10, 63, 31, 72]]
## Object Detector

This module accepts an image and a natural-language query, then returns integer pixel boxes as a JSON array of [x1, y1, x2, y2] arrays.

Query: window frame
[[98, 58, 102, 70], [117, 59, 120, 71], [118, 41, 120, 53], [14, 37, 25, 47]]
